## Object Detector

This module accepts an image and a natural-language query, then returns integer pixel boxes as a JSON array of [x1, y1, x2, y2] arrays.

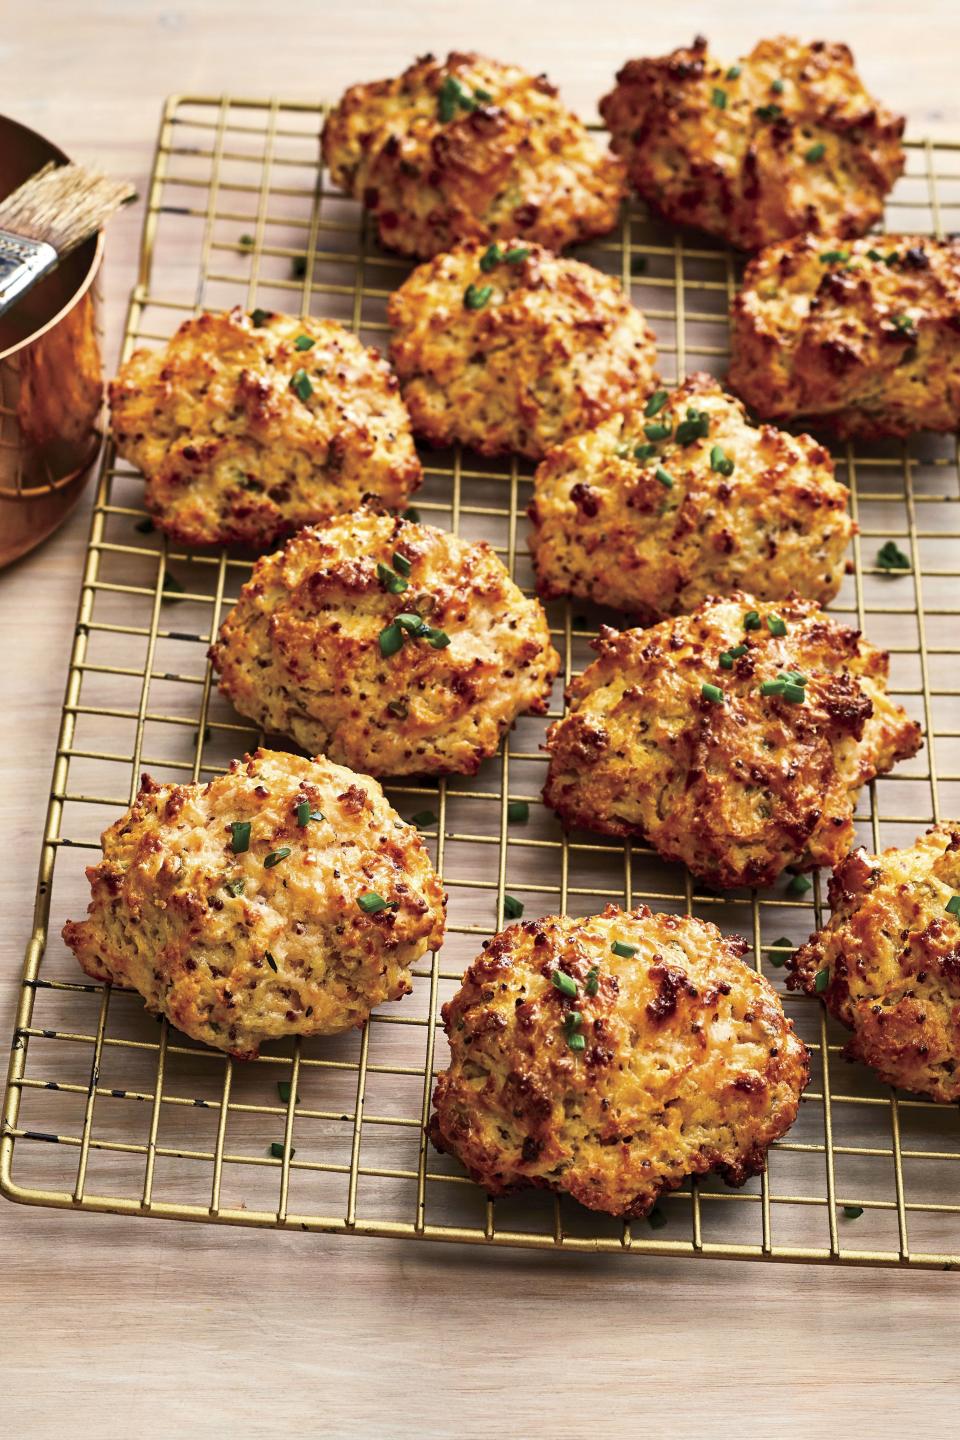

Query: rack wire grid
[[3, 95, 960, 1269]]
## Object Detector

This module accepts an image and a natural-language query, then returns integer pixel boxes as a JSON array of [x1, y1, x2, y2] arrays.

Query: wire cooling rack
[[3, 95, 960, 1268]]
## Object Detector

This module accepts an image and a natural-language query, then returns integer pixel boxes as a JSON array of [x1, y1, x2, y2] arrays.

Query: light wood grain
[[3, 5, 960, 1436]]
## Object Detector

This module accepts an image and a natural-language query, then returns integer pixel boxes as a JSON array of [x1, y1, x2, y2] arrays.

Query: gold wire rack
[[3, 94, 960, 1268]]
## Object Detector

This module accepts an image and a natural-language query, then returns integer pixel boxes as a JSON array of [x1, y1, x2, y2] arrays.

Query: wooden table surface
[[2, 4, 958, 1435]]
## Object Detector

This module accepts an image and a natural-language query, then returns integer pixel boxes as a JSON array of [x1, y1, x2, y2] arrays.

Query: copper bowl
[[0, 114, 105, 569]]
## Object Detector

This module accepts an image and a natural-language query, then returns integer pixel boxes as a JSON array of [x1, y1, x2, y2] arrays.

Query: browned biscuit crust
[[322, 51, 625, 258], [542, 592, 922, 889], [387, 240, 657, 460], [62, 749, 446, 1059], [210, 507, 560, 777], [789, 825, 960, 1101], [728, 233, 960, 438], [109, 307, 421, 548], [431, 905, 809, 1217], [600, 35, 904, 251], [528, 372, 852, 619]]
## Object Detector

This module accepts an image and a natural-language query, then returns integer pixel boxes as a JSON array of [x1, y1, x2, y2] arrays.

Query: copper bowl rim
[[0, 113, 105, 364]]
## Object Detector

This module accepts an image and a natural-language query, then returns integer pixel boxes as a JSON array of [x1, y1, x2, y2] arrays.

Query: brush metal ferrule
[[0, 229, 58, 317]]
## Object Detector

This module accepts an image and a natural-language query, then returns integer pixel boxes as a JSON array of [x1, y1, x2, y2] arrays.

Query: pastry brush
[[0, 160, 135, 316]]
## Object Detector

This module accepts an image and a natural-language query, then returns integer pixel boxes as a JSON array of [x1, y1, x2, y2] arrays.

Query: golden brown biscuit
[[61, 748, 446, 1059], [789, 825, 960, 1101], [528, 373, 852, 619], [543, 593, 922, 889], [600, 35, 904, 251], [109, 307, 421, 548], [430, 904, 808, 1217], [210, 507, 560, 777], [387, 240, 657, 460], [322, 51, 625, 259], [728, 233, 960, 438]]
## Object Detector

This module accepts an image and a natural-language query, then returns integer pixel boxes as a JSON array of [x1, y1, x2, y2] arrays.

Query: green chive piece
[[866, 248, 884, 262], [396, 612, 427, 633], [946, 894, 960, 917], [376, 561, 409, 595], [277, 1081, 299, 1104], [358, 891, 391, 914], [296, 801, 311, 827], [819, 250, 850, 264], [585, 966, 600, 995], [655, 466, 675, 489], [474, 87, 493, 102], [250, 308, 269, 327], [644, 389, 669, 417], [787, 874, 813, 896], [769, 938, 793, 968], [239, 233, 254, 248], [647, 1207, 668, 1230], [771, 79, 784, 94], [479, 242, 504, 272], [551, 970, 578, 998], [223, 878, 245, 898], [633, 442, 657, 461], [644, 421, 671, 442], [891, 313, 916, 334], [392, 551, 412, 576], [264, 847, 291, 869], [161, 572, 185, 601], [291, 256, 308, 279], [507, 800, 530, 823], [843, 1205, 864, 1219], [403, 507, 421, 522], [760, 679, 786, 696], [814, 967, 830, 993], [291, 368, 313, 401], [564, 1010, 583, 1032], [438, 74, 465, 122], [568, 1032, 587, 1052], [710, 444, 735, 476], [755, 103, 783, 122], [876, 539, 911, 571], [504, 246, 530, 263], [464, 283, 493, 310], [782, 683, 806, 704], [711, 88, 727, 110], [269, 1141, 294, 1159], [701, 682, 724, 703], [411, 810, 438, 828], [379, 622, 404, 657], [766, 613, 788, 636], [264, 951, 278, 972], [804, 142, 826, 163], [504, 894, 524, 920], [726, 65, 741, 80], [719, 652, 734, 670], [611, 940, 638, 958], [230, 820, 251, 853], [744, 610, 761, 630], [427, 628, 451, 649], [675, 408, 710, 445], [294, 334, 315, 351], [726, 644, 748, 662]]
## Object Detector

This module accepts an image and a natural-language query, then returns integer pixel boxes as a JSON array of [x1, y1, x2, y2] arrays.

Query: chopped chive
[[709, 444, 734, 476], [379, 622, 404, 657], [819, 250, 850, 264], [760, 679, 786, 696], [239, 233, 254, 248], [611, 940, 638, 958], [787, 874, 812, 896], [647, 1206, 668, 1230], [743, 610, 761, 630], [568, 1032, 587, 1052], [551, 970, 578, 997], [719, 652, 735, 670], [474, 87, 493, 102], [633, 442, 657, 461], [250, 307, 269, 327], [464, 282, 493, 310], [358, 891, 392, 914], [771, 79, 784, 94], [223, 878, 245, 898], [402, 507, 421, 522], [891, 313, 916, 334], [230, 820, 251, 853], [427, 628, 451, 649], [396, 612, 426, 633], [843, 1204, 864, 1219], [479, 242, 504, 272], [135, 516, 155, 533], [813, 967, 830, 993], [294, 334, 315, 351], [507, 800, 530, 823], [438, 74, 471, 122], [644, 389, 669, 417], [296, 801, 311, 827], [655, 466, 674, 489], [726, 65, 741, 80], [503, 894, 524, 920], [755, 103, 783, 122], [585, 966, 600, 995], [291, 256, 308, 279], [386, 698, 408, 720], [769, 938, 793, 967], [291, 368, 313, 401], [885, 250, 900, 265], [711, 88, 727, 109], [643, 421, 671, 442], [766, 613, 787, 636], [701, 682, 724, 703], [376, 561, 409, 594], [876, 540, 911, 571], [946, 894, 960, 917], [277, 1081, 299, 1104], [504, 246, 530, 263], [804, 142, 826, 164], [264, 847, 291, 869], [675, 408, 710, 445], [264, 951, 278, 972], [782, 682, 806, 704], [411, 809, 438, 828], [161, 572, 185, 601], [866, 248, 884, 262], [564, 1010, 583, 1033], [392, 551, 412, 576], [269, 1141, 294, 1159]]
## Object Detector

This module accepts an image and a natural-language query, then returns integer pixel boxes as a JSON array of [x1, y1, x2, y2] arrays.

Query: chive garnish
[[819, 250, 850, 264], [843, 1205, 864, 1219], [891, 313, 916, 335], [711, 88, 727, 109], [264, 848, 291, 869], [392, 551, 412, 576], [585, 966, 600, 995], [726, 65, 741, 80], [782, 683, 806, 704], [296, 801, 311, 827], [291, 256, 307, 279], [644, 390, 669, 417], [438, 74, 476, 122], [769, 938, 793, 967], [474, 87, 493, 102], [358, 891, 392, 914], [804, 142, 826, 163], [277, 1081, 299, 1104], [396, 612, 425, 633], [230, 820, 251, 853], [551, 970, 578, 998], [644, 421, 671, 442], [479, 242, 504, 272], [161, 572, 185, 601], [379, 622, 404, 657], [866, 248, 884, 262], [291, 368, 313, 401], [655, 466, 675, 489], [787, 874, 812, 896], [507, 800, 530, 823], [294, 334, 315, 351], [250, 308, 269, 326], [710, 444, 734, 476], [377, 561, 409, 594], [504, 246, 529, 263], [264, 951, 278, 972], [760, 679, 785, 696], [464, 283, 493, 310], [771, 79, 784, 94], [766, 613, 787, 636], [611, 940, 638, 958], [814, 967, 830, 993], [403, 507, 421, 522], [701, 682, 724, 703], [719, 643, 748, 671], [743, 610, 761, 630], [647, 1207, 668, 1230], [568, 1032, 587, 1052], [755, 103, 783, 121], [504, 894, 524, 920], [675, 408, 710, 445], [223, 878, 245, 898], [946, 894, 960, 917], [269, 1141, 294, 1159], [411, 809, 438, 828], [239, 233, 254, 248], [633, 442, 657, 461]]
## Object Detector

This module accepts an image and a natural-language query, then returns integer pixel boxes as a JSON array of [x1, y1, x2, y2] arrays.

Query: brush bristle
[[0, 161, 135, 256]]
